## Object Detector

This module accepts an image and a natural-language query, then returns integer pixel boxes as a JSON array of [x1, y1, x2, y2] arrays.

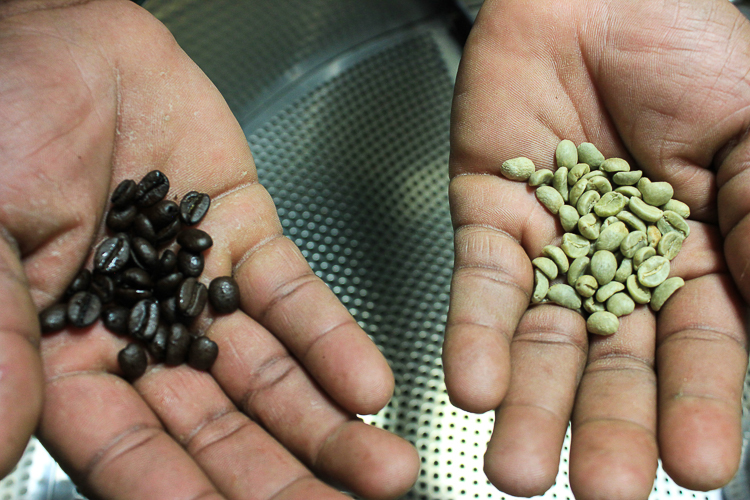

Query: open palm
[[0, 1, 419, 498], [444, 1, 750, 498]]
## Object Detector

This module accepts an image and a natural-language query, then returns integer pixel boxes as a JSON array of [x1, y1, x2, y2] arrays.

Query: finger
[[135, 365, 350, 500], [443, 173, 554, 413], [656, 273, 747, 490], [39, 330, 225, 500], [204, 311, 419, 500], [0, 237, 43, 478], [483, 305, 587, 497], [569, 308, 658, 500]]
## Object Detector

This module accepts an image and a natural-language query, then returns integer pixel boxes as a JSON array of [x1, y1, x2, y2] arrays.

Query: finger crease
[[84, 424, 163, 481], [587, 352, 655, 373], [269, 474, 317, 500], [573, 417, 656, 439], [240, 354, 298, 414], [445, 320, 513, 344], [502, 401, 568, 424], [302, 319, 357, 362], [512, 334, 587, 357], [188, 412, 257, 458], [454, 223, 521, 245], [258, 272, 320, 324], [658, 324, 747, 351], [210, 180, 260, 203], [181, 406, 236, 448], [233, 233, 285, 275], [453, 266, 530, 301]]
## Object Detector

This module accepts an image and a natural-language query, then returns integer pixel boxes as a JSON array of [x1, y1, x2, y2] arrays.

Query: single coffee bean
[[552, 167, 569, 202], [39, 303, 68, 333], [595, 281, 625, 303], [583, 296, 606, 314], [542, 245, 569, 273], [575, 275, 598, 298], [650, 277, 685, 311], [178, 277, 208, 318], [118, 343, 148, 380], [595, 221, 629, 252], [547, 284, 582, 310], [614, 258, 633, 283], [154, 218, 182, 247], [143, 199, 179, 228], [529, 169, 553, 187], [101, 305, 130, 335], [90, 273, 115, 303], [106, 205, 138, 232], [155, 272, 184, 299], [114, 287, 153, 307], [656, 210, 690, 238], [166, 323, 191, 365], [576, 143, 605, 168], [578, 213, 600, 240], [657, 231, 684, 260], [532, 269, 549, 304], [500, 157, 535, 181], [568, 163, 590, 185], [612, 170, 642, 186], [177, 228, 214, 253], [67, 291, 102, 328], [661, 199, 690, 219], [633, 245, 656, 269], [616, 210, 648, 233], [188, 336, 219, 371], [638, 178, 674, 206], [532, 257, 558, 280], [555, 140, 578, 169], [134, 170, 170, 207], [620, 231, 647, 259], [208, 276, 241, 314], [111, 179, 137, 208], [647, 225, 662, 248], [133, 213, 157, 242], [594, 191, 628, 218], [159, 249, 178, 275], [589, 176, 612, 195], [567, 256, 590, 287], [600, 158, 630, 173], [65, 269, 92, 298], [535, 186, 564, 214], [131, 237, 159, 270], [180, 191, 211, 226], [590, 250, 617, 286], [626, 274, 652, 304], [558, 205, 580, 232], [614, 185, 642, 198], [583, 170, 606, 181], [587, 311, 619, 335], [561, 233, 590, 259], [160, 296, 179, 324], [121, 267, 154, 291], [606, 292, 635, 317], [177, 249, 204, 277], [637, 255, 671, 288], [576, 190, 600, 216], [129, 300, 160, 341], [94, 234, 131, 274], [569, 178, 588, 207], [149, 324, 169, 361], [629, 196, 663, 223]]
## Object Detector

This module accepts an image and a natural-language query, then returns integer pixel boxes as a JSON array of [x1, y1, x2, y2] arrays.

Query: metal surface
[[0, 0, 747, 499]]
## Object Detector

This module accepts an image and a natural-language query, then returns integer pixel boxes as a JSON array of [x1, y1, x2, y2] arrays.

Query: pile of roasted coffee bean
[[38, 170, 240, 379], [501, 141, 689, 335]]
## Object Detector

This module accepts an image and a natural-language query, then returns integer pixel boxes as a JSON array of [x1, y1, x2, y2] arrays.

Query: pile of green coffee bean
[[501, 140, 690, 335]]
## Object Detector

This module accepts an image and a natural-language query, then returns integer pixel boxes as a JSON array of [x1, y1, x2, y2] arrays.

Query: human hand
[[0, 1, 419, 498], [444, 0, 750, 498]]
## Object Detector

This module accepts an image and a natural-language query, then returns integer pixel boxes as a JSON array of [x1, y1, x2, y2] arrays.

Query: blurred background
[[2, 1, 750, 499]]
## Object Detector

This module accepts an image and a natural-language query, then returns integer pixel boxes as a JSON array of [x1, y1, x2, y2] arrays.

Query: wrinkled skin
[[444, 1, 750, 499], [0, 1, 419, 498]]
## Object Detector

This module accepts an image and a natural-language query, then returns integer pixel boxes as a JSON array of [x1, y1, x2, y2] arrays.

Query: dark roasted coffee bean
[[111, 179, 137, 208], [90, 273, 114, 303], [188, 336, 219, 371], [118, 343, 147, 380], [177, 277, 208, 318], [106, 205, 138, 231], [208, 276, 240, 314], [165, 323, 191, 365], [159, 249, 178, 276], [121, 268, 154, 291], [177, 228, 213, 253], [154, 219, 181, 247], [133, 214, 156, 242], [134, 170, 170, 207], [155, 272, 183, 299], [65, 269, 91, 298], [177, 249, 204, 277], [160, 296, 179, 324], [128, 300, 160, 341], [149, 324, 169, 361], [180, 191, 211, 225], [114, 288, 152, 307], [39, 303, 68, 333], [143, 200, 179, 228], [131, 237, 158, 270], [94, 234, 130, 274], [67, 291, 102, 328], [101, 305, 130, 335]]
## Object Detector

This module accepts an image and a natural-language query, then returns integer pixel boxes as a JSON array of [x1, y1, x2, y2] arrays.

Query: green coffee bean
[[590, 176, 612, 195], [556, 140, 578, 169], [577, 143, 605, 168], [657, 231, 684, 260], [561, 233, 591, 259], [569, 178, 588, 207], [614, 258, 633, 282], [647, 225, 661, 248], [656, 210, 690, 238], [633, 245, 656, 269], [595, 281, 625, 303], [582, 170, 605, 181], [532, 269, 550, 304], [637, 255, 670, 287], [583, 296, 606, 314], [620, 230, 647, 258], [661, 199, 690, 219], [553, 167, 569, 202], [595, 221, 629, 252], [578, 213, 600, 240], [614, 186, 642, 198], [536, 186, 565, 214], [532, 256, 558, 280], [501, 157, 535, 181], [576, 190, 600, 216], [600, 158, 630, 173], [612, 170, 642, 186], [567, 256, 590, 287], [594, 191, 628, 217], [587, 310, 619, 335], [528, 169, 553, 187], [568, 163, 590, 185], [543, 245, 570, 273], [626, 274, 651, 304], [638, 178, 674, 206], [629, 196, 663, 223], [616, 210, 647, 233], [559, 205, 580, 232], [547, 284, 582, 310], [650, 277, 685, 311], [575, 275, 598, 298], [606, 292, 635, 317], [590, 250, 617, 285]]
